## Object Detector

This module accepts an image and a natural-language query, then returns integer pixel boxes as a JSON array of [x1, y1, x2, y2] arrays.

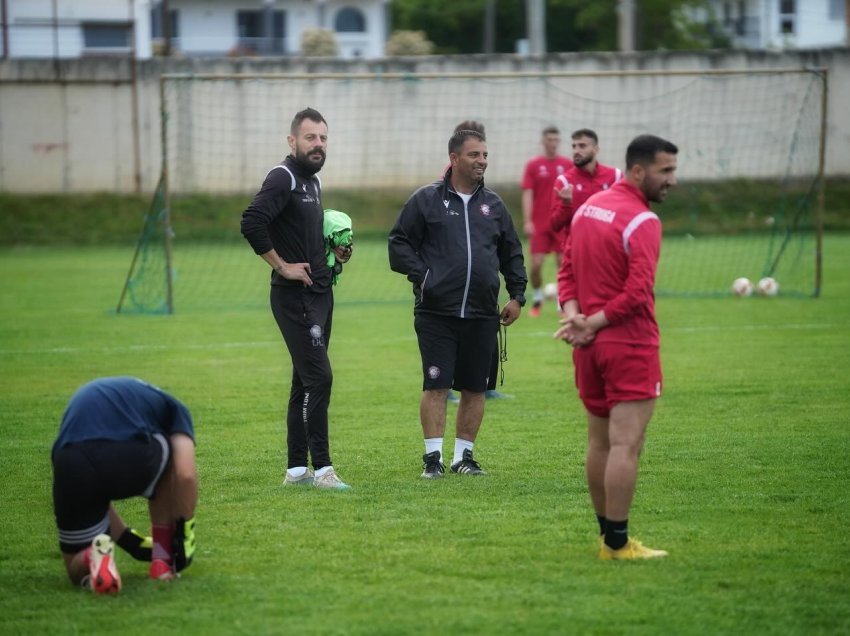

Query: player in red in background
[[521, 126, 573, 317], [555, 134, 678, 561], [550, 129, 622, 251]]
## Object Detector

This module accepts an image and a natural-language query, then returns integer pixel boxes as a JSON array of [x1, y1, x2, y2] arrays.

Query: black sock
[[596, 514, 607, 536], [117, 527, 152, 562], [604, 519, 629, 550]]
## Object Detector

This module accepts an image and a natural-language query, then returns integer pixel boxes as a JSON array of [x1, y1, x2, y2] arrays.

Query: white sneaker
[[313, 468, 351, 490], [283, 468, 314, 486], [89, 534, 121, 594]]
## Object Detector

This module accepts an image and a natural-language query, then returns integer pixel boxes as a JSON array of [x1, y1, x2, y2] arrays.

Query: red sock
[[152, 524, 174, 564]]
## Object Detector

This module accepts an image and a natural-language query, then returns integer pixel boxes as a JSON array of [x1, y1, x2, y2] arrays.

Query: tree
[[390, 0, 728, 54], [391, 0, 523, 54]]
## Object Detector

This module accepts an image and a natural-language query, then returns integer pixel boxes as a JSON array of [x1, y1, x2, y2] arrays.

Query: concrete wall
[[1, 49, 848, 193]]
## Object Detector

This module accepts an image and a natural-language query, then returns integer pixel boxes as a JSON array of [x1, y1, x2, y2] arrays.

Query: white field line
[[0, 340, 280, 356], [0, 323, 843, 356]]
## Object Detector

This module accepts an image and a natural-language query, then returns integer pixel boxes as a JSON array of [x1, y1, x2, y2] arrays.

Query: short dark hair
[[453, 120, 486, 137], [626, 134, 678, 170], [290, 107, 326, 136], [542, 126, 560, 136], [572, 128, 598, 143], [449, 129, 486, 155]]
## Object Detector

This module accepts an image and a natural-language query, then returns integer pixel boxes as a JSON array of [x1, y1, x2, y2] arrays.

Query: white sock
[[424, 437, 443, 461], [453, 438, 474, 465], [314, 466, 333, 477], [533, 288, 544, 303], [287, 466, 308, 478]]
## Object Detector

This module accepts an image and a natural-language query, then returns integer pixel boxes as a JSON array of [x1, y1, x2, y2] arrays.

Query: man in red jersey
[[550, 129, 622, 249], [521, 126, 573, 317], [554, 134, 678, 561]]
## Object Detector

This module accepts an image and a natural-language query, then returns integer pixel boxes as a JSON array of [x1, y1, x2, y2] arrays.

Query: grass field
[[1, 235, 849, 635]]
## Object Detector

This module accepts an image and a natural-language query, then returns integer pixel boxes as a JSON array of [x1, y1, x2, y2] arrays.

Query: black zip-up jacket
[[240, 155, 332, 290], [388, 170, 527, 318]]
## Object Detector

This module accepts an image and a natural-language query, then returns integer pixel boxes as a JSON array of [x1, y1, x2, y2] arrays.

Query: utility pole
[[484, 0, 495, 54], [526, 0, 546, 55], [162, 0, 172, 56], [618, 0, 636, 52], [1, 0, 8, 60], [846, 0, 850, 47]]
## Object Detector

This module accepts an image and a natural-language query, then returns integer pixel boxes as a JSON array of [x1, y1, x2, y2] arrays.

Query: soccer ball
[[757, 277, 779, 296], [731, 277, 753, 297], [543, 282, 558, 300]]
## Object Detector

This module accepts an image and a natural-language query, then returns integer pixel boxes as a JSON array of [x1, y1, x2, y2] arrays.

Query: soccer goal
[[116, 68, 827, 314]]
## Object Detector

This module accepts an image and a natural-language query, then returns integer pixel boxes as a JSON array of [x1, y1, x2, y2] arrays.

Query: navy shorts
[[414, 313, 499, 392], [52, 435, 170, 553]]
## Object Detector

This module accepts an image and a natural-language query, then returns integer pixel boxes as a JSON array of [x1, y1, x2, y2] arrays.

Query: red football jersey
[[550, 162, 622, 238], [521, 155, 573, 226], [558, 180, 661, 347]]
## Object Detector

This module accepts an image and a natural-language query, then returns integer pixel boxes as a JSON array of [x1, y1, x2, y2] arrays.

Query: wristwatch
[[510, 294, 526, 307]]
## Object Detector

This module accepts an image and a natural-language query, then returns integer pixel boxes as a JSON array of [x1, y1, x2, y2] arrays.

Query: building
[[1, 0, 392, 60], [701, 0, 848, 50]]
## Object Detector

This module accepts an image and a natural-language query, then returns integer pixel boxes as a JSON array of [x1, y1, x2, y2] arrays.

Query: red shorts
[[573, 342, 662, 418], [530, 226, 562, 255]]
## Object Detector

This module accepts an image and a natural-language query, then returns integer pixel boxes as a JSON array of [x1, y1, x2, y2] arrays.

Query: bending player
[[52, 376, 198, 593]]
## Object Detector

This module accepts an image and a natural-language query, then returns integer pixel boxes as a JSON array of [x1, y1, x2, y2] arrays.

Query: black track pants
[[270, 285, 334, 469]]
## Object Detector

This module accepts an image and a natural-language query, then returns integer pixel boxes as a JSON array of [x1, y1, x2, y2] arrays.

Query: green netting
[[118, 70, 824, 313]]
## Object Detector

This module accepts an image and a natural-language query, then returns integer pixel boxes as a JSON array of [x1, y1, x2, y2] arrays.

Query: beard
[[293, 147, 326, 174], [647, 185, 668, 203], [574, 154, 594, 168]]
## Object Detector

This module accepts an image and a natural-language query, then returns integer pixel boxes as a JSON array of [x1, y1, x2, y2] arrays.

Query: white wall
[[1, 49, 848, 193], [706, 0, 847, 49], [764, 0, 847, 49], [6, 0, 388, 59], [7, 0, 153, 59], [326, 0, 388, 59], [171, 2, 240, 55]]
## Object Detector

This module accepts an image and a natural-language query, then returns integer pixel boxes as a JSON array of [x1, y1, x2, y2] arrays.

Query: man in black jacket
[[389, 128, 527, 478], [240, 107, 352, 490]]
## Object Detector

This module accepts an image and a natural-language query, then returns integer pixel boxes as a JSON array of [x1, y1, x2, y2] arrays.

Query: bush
[[300, 28, 338, 57], [386, 30, 434, 56]]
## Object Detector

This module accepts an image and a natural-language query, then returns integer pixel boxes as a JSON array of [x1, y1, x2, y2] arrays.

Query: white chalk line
[[0, 322, 844, 356]]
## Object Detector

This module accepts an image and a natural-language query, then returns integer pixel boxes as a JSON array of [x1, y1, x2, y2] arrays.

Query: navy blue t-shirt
[[53, 377, 194, 455]]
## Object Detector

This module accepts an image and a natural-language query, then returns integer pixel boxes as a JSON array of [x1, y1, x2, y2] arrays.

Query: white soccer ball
[[543, 282, 559, 300], [731, 277, 753, 297], [757, 276, 779, 297]]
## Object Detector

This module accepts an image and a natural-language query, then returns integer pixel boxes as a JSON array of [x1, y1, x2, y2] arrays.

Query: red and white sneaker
[[89, 534, 121, 594], [149, 559, 176, 581], [528, 302, 542, 318]]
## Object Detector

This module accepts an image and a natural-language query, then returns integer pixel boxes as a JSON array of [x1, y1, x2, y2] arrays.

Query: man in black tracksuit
[[240, 107, 352, 491], [388, 128, 528, 478]]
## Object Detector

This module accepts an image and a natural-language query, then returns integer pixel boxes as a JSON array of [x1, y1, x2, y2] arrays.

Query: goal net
[[117, 69, 825, 313]]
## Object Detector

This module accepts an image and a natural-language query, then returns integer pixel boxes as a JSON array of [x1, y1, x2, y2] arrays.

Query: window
[[829, 0, 845, 20], [237, 10, 286, 54], [735, 1, 746, 35], [778, 0, 795, 35], [82, 23, 131, 50], [151, 7, 179, 39], [335, 7, 366, 33]]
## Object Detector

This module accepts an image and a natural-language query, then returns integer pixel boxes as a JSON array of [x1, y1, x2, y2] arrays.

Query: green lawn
[[1, 235, 848, 635]]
